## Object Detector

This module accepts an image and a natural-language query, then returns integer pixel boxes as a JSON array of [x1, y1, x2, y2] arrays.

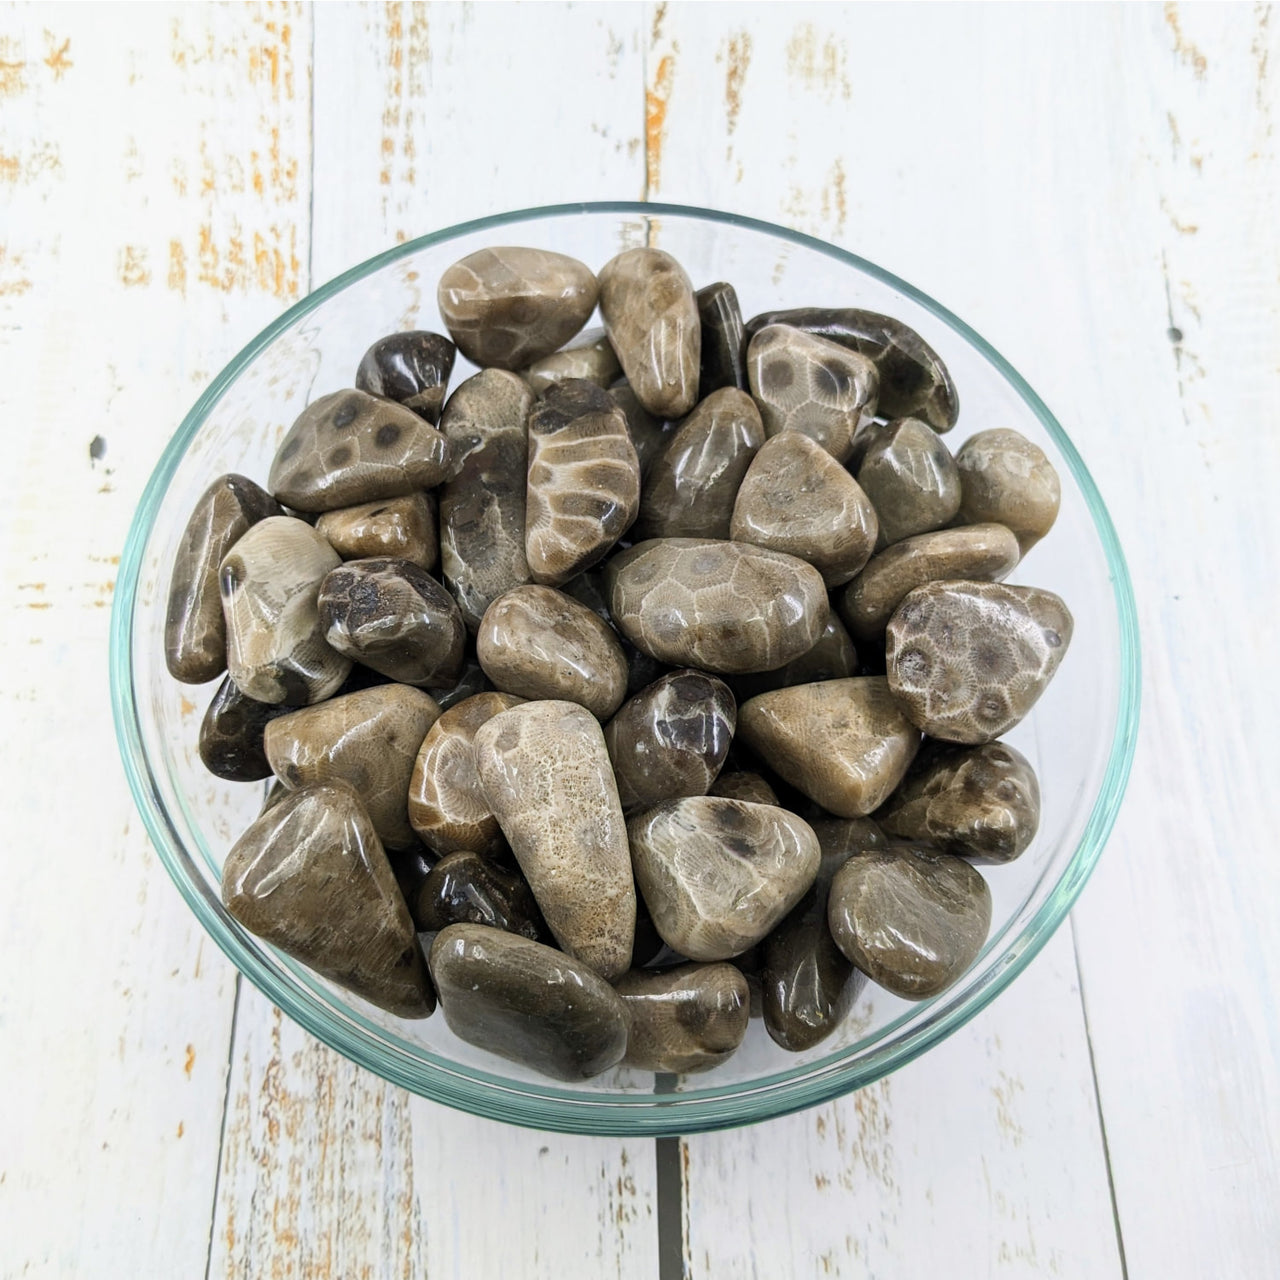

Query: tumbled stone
[[746, 325, 878, 464], [474, 701, 635, 979], [523, 328, 622, 394], [877, 740, 1040, 863], [696, 281, 748, 398], [429, 924, 629, 1080], [605, 538, 829, 675], [617, 963, 749, 1073], [433, 656, 493, 711], [437, 368, 534, 631], [599, 248, 700, 417], [743, 307, 959, 431], [355, 330, 456, 423], [737, 677, 920, 818], [222, 782, 435, 1017], [264, 684, 441, 850], [166, 473, 282, 684], [408, 691, 525, 856], [412, 850, 546, 941], [628, 797, 821, 961], [956, 428, 1061, 555], [219, 516, 350, 704], [635, 388, 765, 540], [604, 670, 736, 811], [838, 524, 1021, 645], [317, 557, 466, 689], [828, 844, 992, 999], [709, 771, 778, 805], [886, 581, 1073, 743], [559, 567, 672, 697], [761, 817, 886, 1051], [729, 613, 859, 703], [856, 417, 961, 546], [316, 493, 438, 571], [198, 675, 298, 782], [609, 379, 673, 474], [731, 431, 879, 585], [477, 584, 629, 718], [437, 247, 598, 370], [269, 389, 454, 513], [525, 380, 640, 586]]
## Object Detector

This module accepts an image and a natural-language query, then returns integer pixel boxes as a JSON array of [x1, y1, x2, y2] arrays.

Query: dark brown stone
[[616, 963, 750, 1072], [355, 330, 456, 423], [198, 675, 298, 782]]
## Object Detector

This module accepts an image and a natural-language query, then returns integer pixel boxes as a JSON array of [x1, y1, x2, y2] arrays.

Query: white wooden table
[[2, 4, 1276, 1276]]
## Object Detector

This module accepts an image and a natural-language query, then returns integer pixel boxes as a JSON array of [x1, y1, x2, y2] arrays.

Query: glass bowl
[[110, 202, 1140, 1136]]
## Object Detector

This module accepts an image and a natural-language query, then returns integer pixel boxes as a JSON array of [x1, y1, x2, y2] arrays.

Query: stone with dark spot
[[198, 674, 299, 782], [616, 963, 750, 1072], [315, 492, 438, 571], [410, 850, 547, 941], [696, 281, 748, 398], [355, 330, 457, 423]]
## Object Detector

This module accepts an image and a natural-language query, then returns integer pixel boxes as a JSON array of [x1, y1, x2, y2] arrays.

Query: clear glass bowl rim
[[109, 200, 1141, 1136]]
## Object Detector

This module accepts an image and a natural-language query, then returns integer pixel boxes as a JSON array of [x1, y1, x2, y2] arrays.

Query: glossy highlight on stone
[[609, 379, 673, 475], [955, 428, 1061, 556], [221, 782, 435, 1018], [316, 493, 438, 571], [616, 963, 750, 1073], [696, 281, 748, 398], [355, 330, 456, 423], [729, 613, 859, 703], [855, 417, 961, 546], [523, 328, 621, 394], [413, 850, 546, 941], [198, 674, 298, 782]]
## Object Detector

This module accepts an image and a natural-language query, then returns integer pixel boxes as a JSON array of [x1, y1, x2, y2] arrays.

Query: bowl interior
[[111, 203, 1139, 1135]]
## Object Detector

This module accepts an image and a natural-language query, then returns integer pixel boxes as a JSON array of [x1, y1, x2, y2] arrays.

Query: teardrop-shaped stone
[[219, 516, 350, 705], [746, 325, 878, 464], [474, 701, 636, 979], [609, 379, 673, 474], [731, 430, 879, 585], [316, 493, 438, 571], [525, 380, 640, 586], [477, 584, 629, 718], [317, 557, 466, 689], [743, 307, 959, 431], [599, 248, 701, 417], [429, 924, 629, 1080], [628, 796, 821, 962], [523, 328, 621, 394], [408, 691, 525, 856], [737, 678, 920, 818], [708, 771, 778, 805], [221, 782, 435, 1017], [616, 962, 750, 1073], [838, 524, 1020, 645], [198, 674, 298, 782], [856, 417, 961, 546], [264, 684, 441, 850], [761, 817, 886, 1051], [729, 613, 859, 703], [269, 389, 454, 512], [355, 330, 456, 423], [696, 281, 748, 398], [827, 844, 992, 999], [876, 739, 1040, 863], [886, 580, 1073, 743], [437, 368, 534, 631], [412, 850, 546, 941], [605, 538, 829, 675], [955, 428, 1061, 555], [636, 387, 765, 540], [437, 248, 598, 370], [604, 670, 736, 811], [166, 474, 282, 684]]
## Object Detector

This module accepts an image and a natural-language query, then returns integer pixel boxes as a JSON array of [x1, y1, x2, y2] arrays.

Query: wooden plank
[[205, 6, 660, 1278], [0, 3, 311, 1276]]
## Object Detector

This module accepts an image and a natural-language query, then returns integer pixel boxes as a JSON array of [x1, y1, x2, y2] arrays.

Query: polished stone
[[635, 387, 764, 540], [628, 796, 820, 961], [408, 691, 525, 856], [605, 538, 829, 675], [429, 924, 629, 1080], [433, 655, 493, 710], [437, 247, 598, 370], [318, 557, 466, 689], [616, 963, 750, 1073], [222, 781, 435, 1017], [523, 328, 622, 394], [264, 684, 441, 850], [708, 771, 778, 805], [828, 844, 992, 999], [886, 581, 1073, 743], [219, 516, 350, 704], [737, 677, 920, 818], [598, 248, 701, 417], [387, 844, 438, 930], [746, 324, 878, 463], [729, 613, 859, 703], [166, 473, 281, 683], [474, 701, 635, 979], [316, 493, 438, 571], [956, 428, 1061, 556], [198, 674, 298, 782], [696, 281, 748, 398], [604, 669, 736, 811], [609, 379, 673, 475], [855, 416, 962, 546], [355, 330, 456, 423], [412, 850, 546, 941]]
